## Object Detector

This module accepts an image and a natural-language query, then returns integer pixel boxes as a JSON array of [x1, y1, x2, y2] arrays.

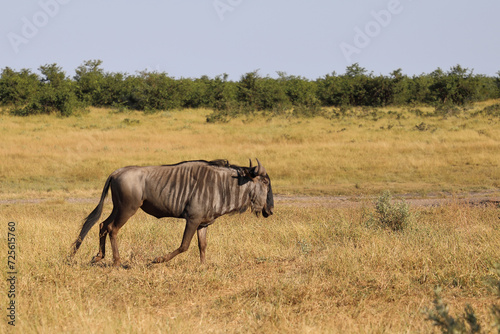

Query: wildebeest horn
[[249, 159, 253, 168], [255, 158, 266, 176]]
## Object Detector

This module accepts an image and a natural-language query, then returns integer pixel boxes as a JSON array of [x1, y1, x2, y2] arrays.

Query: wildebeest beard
[[234, 168, 271, 217]]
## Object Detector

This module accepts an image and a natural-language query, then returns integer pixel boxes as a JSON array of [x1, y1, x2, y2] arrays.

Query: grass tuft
[[371, 190, 413, 231]]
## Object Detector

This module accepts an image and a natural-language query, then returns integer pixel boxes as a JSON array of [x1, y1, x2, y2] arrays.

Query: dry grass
[[1, 101, 500, 199], [1, 102, 500, 332], [1, 200, 499, 333]]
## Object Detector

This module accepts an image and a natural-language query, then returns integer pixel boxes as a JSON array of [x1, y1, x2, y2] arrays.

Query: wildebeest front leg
[[197, 226, 208, 264], [152, 219, 200, 264]]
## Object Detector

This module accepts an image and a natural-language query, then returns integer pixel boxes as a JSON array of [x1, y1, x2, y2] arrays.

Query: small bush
[[372, 191, 412, 231], [424, 264, 500, 333], [476, 103, 500, 118], [414, 122, 438, 132], [206, 109, 230, 123], [433, 103, 462, 118], [292, 103, 323, 118], [424, 287, 481, 334]]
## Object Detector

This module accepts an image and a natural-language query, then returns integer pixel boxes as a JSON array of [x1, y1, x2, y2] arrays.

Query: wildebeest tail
[[70, 175, 112, 255]]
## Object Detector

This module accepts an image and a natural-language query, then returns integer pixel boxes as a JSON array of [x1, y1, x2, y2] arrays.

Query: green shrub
[[129, 71, 183, 111], [205, 74, 236, 111], [424, 265, 500, 333], [236, 71, 291, 112], [372, 191, 412, 231], [292, 103, 323, 118], [424, 287, 481, 334], [0, 67, 39, 106], [475, 103, 500, 118], [73, 59, 105, 106], [206, 109, 230, 123], [10, 64, 84, 116], [2, 61, 499, 116]]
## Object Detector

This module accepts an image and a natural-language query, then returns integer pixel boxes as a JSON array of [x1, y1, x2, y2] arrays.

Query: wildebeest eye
[[261, 177, 269, 185]]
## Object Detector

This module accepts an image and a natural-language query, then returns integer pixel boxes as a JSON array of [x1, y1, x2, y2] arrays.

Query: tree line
[[0, 60, 499, 118]]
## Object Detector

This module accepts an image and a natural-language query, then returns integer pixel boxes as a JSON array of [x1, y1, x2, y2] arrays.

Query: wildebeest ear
[[248, 159, 258, 178], [237, 169, 252, 185]]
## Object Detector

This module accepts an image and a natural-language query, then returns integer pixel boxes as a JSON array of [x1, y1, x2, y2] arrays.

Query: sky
[[1, 0, 499, 80]]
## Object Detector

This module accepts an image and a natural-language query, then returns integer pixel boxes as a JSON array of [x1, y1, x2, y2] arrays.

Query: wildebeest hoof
[[151, 256, 165, 264], [112, 262, 122, 268], [90, 255, 103, 264]]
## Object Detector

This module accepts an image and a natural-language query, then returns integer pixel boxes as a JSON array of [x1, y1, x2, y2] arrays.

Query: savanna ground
[[1, 101, 500, 333]]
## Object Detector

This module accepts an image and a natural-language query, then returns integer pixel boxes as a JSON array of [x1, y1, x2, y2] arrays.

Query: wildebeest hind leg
[[108, 207, 139, 267], [91, 208, 117, 264]]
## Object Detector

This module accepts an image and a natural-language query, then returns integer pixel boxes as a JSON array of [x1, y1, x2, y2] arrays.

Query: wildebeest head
[[246, 159, 274, 218]]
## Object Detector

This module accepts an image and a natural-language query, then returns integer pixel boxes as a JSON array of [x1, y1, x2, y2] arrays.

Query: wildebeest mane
[[161, 159, 255, 187], [162, 159, 248, 172]]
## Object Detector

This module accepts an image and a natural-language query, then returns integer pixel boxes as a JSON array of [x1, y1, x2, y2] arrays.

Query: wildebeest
[[70, 159, 274, 267]]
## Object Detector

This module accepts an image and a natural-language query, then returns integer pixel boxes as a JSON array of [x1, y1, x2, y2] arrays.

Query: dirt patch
[[275, 190, 500, 208], [2, 191, 499, 208]]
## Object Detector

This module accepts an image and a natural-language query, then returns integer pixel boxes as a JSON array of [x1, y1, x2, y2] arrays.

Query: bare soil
[[2, 190, 499, 208], [276, 190, 500, 208]]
